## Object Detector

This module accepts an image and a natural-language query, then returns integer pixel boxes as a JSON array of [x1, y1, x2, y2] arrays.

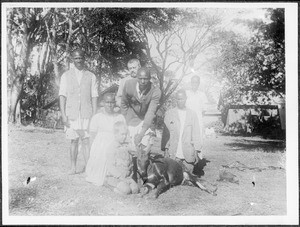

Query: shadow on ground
[[8, 126, 287, 216], [224, 138, 285, 153]]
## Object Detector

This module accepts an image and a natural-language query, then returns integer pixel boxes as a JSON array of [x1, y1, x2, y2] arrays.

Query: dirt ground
[[7, 124, 286, 216]]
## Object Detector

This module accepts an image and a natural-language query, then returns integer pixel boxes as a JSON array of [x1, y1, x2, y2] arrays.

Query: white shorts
[[65, 117, 90, 140]]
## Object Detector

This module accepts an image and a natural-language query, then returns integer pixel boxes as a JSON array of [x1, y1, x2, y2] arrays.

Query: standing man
[[186, 75, 208, 145], [161, 89, 202, 173], [121, 67, 161, 182], [59, 49, 98, 174], [116, 59, 141, 107]]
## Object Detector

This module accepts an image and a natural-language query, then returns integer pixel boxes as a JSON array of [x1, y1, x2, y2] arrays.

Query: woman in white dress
[[85, 93, 126, 186]]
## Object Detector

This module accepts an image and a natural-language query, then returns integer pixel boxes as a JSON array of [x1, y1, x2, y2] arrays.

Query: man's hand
[[164, 148, 170, 158], [194, 150, 203, 164], [62, 115, 70, 128]]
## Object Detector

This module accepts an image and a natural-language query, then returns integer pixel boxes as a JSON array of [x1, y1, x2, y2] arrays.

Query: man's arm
[[201, 91, 209, 113], [134, 88, 161, 146], [58, 73, 69, 127], [91, 73, 99, 115], [120, 81, 130, 117], [141, 88, 162, 134], [116, 78, 124, 107], [161, 121, 171, 157], [191, 111, 202, 151], [163, 110, 178, 159], [59, 95, 69, 127], [92, 97, 97, 115]]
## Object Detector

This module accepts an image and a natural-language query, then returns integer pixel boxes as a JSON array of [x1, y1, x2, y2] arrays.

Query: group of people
[[59, 49, 208, 195]]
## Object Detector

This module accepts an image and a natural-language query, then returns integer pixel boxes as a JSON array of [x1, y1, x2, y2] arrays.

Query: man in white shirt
[[116, 59, 141, 107], [186, 75, 208, 144], [59, 49, 98, 174]]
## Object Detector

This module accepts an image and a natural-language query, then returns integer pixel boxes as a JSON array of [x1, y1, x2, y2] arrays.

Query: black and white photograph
[[2, 2, 298, 225]]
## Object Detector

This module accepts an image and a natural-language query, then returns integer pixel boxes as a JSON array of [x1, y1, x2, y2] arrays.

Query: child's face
[[104, 96, 115, 114], [115, 128, 128, 144]]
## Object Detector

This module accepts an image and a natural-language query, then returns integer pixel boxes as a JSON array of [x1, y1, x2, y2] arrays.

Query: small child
[[105, 121, 139, 195]]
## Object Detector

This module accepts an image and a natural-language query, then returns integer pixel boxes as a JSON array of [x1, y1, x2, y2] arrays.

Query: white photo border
[[2, 2, 298, 225]]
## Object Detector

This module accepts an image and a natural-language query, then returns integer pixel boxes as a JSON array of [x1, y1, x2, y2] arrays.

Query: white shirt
[[136, 82, 147, 99], [59, 68, 98, 130], [59, 68, 98, 98], [186, 90, 208, 116], [74, 67, 83, 84], [176, 108, 187, 159]]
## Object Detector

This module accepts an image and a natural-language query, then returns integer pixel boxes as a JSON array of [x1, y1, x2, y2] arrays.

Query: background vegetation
[[6, 7, 284, 136]]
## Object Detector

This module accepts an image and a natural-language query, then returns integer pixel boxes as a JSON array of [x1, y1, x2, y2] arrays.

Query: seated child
[[105, 121, 139, 195]]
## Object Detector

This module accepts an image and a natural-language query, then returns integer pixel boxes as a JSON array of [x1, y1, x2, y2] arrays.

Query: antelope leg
[[155, 178, 170, 198], [140, 183, 155, 197], [195, 181, 217, 196]]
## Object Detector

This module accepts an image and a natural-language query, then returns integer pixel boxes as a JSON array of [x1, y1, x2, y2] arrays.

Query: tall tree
[[128, 8, 223, 107], [7, 8, 46, 123], [215, 8, 285, 107], [6, 7, 226, 124]]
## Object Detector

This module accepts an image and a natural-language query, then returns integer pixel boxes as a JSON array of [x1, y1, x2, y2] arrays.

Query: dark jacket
[[121, 79, 161, 133]]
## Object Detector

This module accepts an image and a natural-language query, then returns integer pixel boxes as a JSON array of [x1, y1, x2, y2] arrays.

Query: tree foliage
[[6, 7, 182, 124], [129, 8, 224, 108], [7, 8, 48, 123], [6, 7, 285, 128], [216, 8, 285, 107]]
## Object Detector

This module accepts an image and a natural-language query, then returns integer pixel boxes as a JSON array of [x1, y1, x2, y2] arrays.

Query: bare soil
[[7, 124, 286, 216]]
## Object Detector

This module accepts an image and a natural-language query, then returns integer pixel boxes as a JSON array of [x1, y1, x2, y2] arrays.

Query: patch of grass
[[9, 186, 38, 211]]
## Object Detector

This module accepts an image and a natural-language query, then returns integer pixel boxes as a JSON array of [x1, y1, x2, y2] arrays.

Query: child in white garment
[[105, 121, 139, 195]]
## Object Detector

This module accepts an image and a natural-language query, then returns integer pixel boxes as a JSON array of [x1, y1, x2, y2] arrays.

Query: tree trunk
[[53, 55, 60, 86], [9, 82, 22, 124], [8, 9, 33, 124], [46, 9, 61, 87]]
